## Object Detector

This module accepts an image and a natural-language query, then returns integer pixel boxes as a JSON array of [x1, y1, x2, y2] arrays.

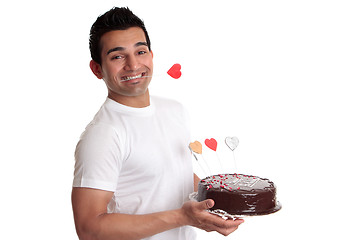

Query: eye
[[111, 55, 122, 60], [138, 50, 147, 55]]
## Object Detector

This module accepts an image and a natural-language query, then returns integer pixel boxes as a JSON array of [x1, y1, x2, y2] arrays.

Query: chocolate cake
[[197, 173, 280, 215]]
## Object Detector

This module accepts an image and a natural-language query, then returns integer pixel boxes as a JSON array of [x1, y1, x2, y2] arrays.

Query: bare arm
[[72, 187, 185, 240], [72, 187, 244, 240]]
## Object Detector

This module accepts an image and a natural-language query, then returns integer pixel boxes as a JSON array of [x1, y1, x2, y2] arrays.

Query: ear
[[90, 60, 103, 79]]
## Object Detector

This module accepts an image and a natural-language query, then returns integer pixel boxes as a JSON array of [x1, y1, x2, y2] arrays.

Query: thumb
[[199, 199, 215, 210]]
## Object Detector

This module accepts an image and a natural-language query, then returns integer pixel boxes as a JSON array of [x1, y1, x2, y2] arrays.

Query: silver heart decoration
[[225, 136, 239, 151]]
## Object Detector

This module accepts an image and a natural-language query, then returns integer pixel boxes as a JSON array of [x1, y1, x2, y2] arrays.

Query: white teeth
[[121, 74, 142, 82]]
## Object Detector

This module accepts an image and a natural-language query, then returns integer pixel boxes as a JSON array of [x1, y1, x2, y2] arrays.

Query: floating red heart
[[205, 138, 217, 151], [167, 63, 182, 79]]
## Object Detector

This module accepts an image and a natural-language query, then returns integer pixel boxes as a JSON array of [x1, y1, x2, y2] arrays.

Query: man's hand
[[181, 199, 244, 236]]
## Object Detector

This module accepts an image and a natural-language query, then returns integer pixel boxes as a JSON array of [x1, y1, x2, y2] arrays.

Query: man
[[72, 7, 244, 240]]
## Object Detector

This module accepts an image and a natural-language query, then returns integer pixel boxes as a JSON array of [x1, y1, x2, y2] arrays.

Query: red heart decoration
[[205, 138, 217, 151], [167, 63, 182, 79]]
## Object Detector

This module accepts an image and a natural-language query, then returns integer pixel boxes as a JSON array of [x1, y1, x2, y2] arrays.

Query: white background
[[1, 0, 348, 239]]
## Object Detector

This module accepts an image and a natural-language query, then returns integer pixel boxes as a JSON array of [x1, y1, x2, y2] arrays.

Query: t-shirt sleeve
[[73, 123, 124, 192]]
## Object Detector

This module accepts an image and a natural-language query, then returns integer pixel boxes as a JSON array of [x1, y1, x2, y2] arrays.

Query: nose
[[124, 55, 139, 71]]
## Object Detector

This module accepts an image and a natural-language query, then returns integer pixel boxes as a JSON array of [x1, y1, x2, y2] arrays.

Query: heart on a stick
[[189, 141, 202, 154], [167, 63, 182, 79], [225, 137, 239, 151], [205, 138, 217, 151]]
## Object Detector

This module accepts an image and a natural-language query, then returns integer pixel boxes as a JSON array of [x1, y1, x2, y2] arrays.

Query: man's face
[[95, 27, 153, 103]]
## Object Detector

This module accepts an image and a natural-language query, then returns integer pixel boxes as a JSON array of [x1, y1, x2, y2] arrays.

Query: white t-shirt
[[73, 96, 196, 240]]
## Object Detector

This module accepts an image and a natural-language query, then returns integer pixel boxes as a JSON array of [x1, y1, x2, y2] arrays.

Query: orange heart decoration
[[189, 141, 202, 154]]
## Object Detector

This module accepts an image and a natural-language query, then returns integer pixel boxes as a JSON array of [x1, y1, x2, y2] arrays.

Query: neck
[[107, 90, 150, 108]]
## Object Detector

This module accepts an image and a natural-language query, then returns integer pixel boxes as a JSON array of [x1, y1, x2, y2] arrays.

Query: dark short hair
[[89, 7, 151, 64]]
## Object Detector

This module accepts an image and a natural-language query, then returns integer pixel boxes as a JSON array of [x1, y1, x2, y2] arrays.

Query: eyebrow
[[106, 42, 148, 55]]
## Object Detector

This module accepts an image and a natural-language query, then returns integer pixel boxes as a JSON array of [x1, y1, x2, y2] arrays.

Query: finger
[[204, 221, 238, 236], [208, 215, 245, 229], [198, 199, 214, 211], [213, 219, 244, 236], [216, 225, 239, 236], [230, 218, 244, 224]]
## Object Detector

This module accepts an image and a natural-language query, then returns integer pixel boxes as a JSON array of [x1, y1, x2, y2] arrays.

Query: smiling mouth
[[120, 72, 146, 82]]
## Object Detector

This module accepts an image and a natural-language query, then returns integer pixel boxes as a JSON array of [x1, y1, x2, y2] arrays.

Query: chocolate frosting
[[197, 174, 277, 215]]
